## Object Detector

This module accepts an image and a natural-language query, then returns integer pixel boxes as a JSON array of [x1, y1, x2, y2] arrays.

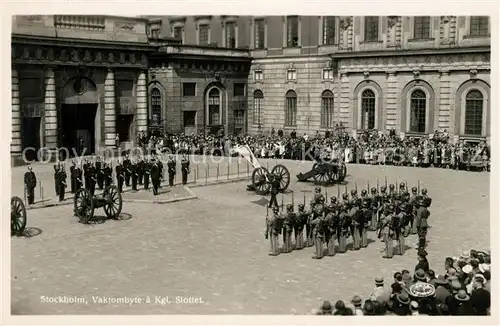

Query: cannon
[[74, 185, 122, 224], [251, 164, 291, 195], [296, 161, 347, 186], [11, 196, 27, 236]]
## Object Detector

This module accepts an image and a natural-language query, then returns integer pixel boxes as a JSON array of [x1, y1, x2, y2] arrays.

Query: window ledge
[[283, 126, 297, 130], [285, 80, 298, 84], [408, 38, 435, 42], [459, 135, 486, 139], [321, 79, 334, 83], [463, 34, 490, 39], [319, 44, 338, 47], [284, 45, 301, 49], [359, 40, 383, 44], [252, 47, 267, 51]]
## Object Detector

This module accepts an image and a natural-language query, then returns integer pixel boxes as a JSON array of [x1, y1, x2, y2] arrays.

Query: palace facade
[[11, 15, 491, 163]]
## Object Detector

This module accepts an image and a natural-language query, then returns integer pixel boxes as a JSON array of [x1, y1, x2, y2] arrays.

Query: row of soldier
[[265, 181, 432, 259], [24, 154, 191, 204]]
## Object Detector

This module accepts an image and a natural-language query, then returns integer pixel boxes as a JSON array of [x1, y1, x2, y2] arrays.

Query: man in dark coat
[[53, 161, 60, 196], [469, 275, 490, 315], [24, 165, 37, 205], [95, 156, 104, 190], [115, 160, 124, 193], [167, 155, 176, 187], [70, 160, 77, 194], [181, 154, 190, 185], [123, 154, 131, 187], [151, 159, 161, 195], [57, 163, 67, 202]]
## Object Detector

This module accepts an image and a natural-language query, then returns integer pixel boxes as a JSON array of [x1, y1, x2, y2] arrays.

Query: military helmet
[[386, 204, 394, 213], [330, 196, 337, 203], [298, 203, 305, 210], [342, 193, 349, 200], [389, 184, 395, 190], [421, 188, 428, 195], [319, 195, 325, 203], [286, 204, 293, 211], [355, 198, 362, 206], [315, 187, 321, 193], [350, 189, 357, 196], [361, 189, 367, 196], [411, 186, 418, 193], [371, 187, 377, 194], [381, 186, 387, 192], [272, 206, 279, 213], [400, 182, 406, 189]]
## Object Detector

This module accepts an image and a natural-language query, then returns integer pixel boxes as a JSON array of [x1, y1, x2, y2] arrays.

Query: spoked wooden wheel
[[251, 167, 271, 195], [74, 188, 94, 224], [103, 185, 122, 219], [313, 171, 333, 186], [11, 196, 27, 236], [271, 164, 290, 191], [338, 163, 347, 182]]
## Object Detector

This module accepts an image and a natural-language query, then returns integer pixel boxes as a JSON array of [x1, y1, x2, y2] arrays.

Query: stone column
[[385, 71, 397, 130], [11, 67, 22, 160], [438, 70, 451, 131], [104, 69, 116, 148], [339, 72, 350, 128], [44, 67, 57, 149], [135, 71, 148, 135]]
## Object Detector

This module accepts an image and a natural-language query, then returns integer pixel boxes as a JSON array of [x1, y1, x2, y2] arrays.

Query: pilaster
[[104, 69, 116, 148], [44, 67, 57, 149], [135, 71, 148, 135], [385, 71, 397, 130], [438, 70, 451, 130], [339, 72, 350, 127], [11, 67, 22, 159]]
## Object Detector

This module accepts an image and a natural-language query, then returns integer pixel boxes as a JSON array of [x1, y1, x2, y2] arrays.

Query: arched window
[[465, 90, 483, 135], [361, 89, 375, 130], [410, 89, 426, 133], [150, 87, 162, 126], [321, 90, 334, 129], [208, 88, 221, 125], [285, 90, 297, 126], [253, 90, 263, 125]]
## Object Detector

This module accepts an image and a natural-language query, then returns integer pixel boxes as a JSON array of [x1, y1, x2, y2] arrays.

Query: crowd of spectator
[[312, 249, 491, 316]]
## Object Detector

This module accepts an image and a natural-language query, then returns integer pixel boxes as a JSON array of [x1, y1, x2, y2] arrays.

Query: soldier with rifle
[[282, 204, 295, 253], [95, 156, 104, 190], [295, 204, 308, 250], [360, 196, 371, 248], [24, 165, 37, 205], [123, 154, 132, 187], [265, 206, 284, 256], [103, 161, 113, 188], [416, 196, 430, 251], [369, 187, 380, 231], [337, 202, 350, 253], [409, 186, 419, 234], [131, 159, 138, 191], [397, 202, 409, 255], [311, 196, 326, 259], [88, 161, 97, 195], [115, 159, 125, 193], [349, 198, 361, 250], [325, 200, 338, 256], [379, 204, 394, 258], [305, 200, 315, 247], [390, 206, 402, 255]]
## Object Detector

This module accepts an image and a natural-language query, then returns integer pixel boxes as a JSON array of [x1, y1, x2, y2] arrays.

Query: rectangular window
[[151, 28, 160, 39], [321, 97, 334, 128], [225, 22, 236, 48], [323, 16, 336, 45], [173, 26, 183, 41], [198, 24, 209, 45], [254, 19, 265, 49], [285, 97, 297, 126], [233, 83, 246, 97], [470, 16, 489, 36], [182, 83, 196, 97], [286, 16, 299, 47], [183, 111, 196, 127], [322, 68, 334, 80], [364, 16, 379, 42], [286, 69, 297, 81], [414, 16, 430, 39], [234, 110, 245, 125], [254, 70, 263, 81]]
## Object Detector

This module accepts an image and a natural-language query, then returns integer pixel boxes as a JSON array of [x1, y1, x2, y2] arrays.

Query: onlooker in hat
[[455, 290, 475, 315], [482, 270, 491, 293], [363, 299, 376, 315], [470, 259, 481, 276], [414, 269, 427, 283], [373, 300, 386, 315], [371, 276, 390, 303], [393, 272, 405, 288], [393, 293, 411, 315], [434, 275, 451, 304], [333, 300, 352, 315], [351, 295, 364, 315], [427, 269, 436, 283], [415, 249, 430, 273], [317, 301, 333, 315], [401, 269, 412, 288], [410, 301, 420, 316], [469, 275, 490, 315]]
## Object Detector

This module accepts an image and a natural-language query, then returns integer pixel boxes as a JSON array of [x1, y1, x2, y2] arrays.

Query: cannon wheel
[[74, 188, 94, 224], [271, 164, 290, 191], [103, 185, 123, 219], [251, 167, 271, 195], [338, 163, 347, 182], [11, 196, 27, 236], [313, 170, 334, 186]]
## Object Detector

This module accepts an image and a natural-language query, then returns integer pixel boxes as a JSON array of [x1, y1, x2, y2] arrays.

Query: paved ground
[[10, 159, 490, 314]]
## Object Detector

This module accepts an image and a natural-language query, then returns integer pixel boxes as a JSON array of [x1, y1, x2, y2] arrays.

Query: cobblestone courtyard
[[11, 159, 490, 314]]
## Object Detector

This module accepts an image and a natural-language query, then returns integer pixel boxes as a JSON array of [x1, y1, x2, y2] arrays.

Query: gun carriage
[[73, 185, 122, 224], [251, 164, 291, 195], [11, 196, 27, 236], [296, 160, 347, 186]]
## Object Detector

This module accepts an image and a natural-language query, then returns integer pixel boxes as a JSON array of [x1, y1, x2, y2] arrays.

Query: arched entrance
[[61, 76, 99, 157], [204, 84, 226, 135]]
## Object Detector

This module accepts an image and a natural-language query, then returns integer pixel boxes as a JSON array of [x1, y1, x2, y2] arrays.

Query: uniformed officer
[[57, 163, 67, 202], [143, 159, 151, 190], [157, 156, 164, 187], [82, 159, 90, 190], [350, 189, 358, 201], [265, 206, 283, 256], [409, 186, 419, 234], [268, 174, 281, 208], [137, 157, 144, 185], [181, 154, 190, 185], [295, 204, 307, 250], [105, 162, 114, 188], [416, 196, 430, 251], [282, 204, 295, 253], [337, 202, 350, 253], [379, 204, 394, 258], [325, 201, 337, 256], [399, 182, 406, 195], [75, 161, 83, 192], [88, 162, 97, 195], [421, 188, 432, 208], [70, 160, 77, 194], [123, 154, 131, 187], [360, 196, 371, 248], [115, 159, 125, 193], [388, 184, 396, 196], [95, 156, 104, 190], [369, 187, 379, 231], [151, 159, 161, 195], [311, 197, 325, 259], [313, 187, 323, 204], [131, 159, 138, 191], [349, 198, 361, 250], [167, 155, 176, 187], [24, 165, 37, 205], [53, 161, 61, 196], [305, 201, 315, 247], [397, 202, 408, 255]]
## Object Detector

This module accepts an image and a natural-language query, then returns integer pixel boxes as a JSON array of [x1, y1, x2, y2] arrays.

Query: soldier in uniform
[[369, 187, 380, 231], [167, 155, 176, 187], [349, 198, 361, 250], [137, 157, 144, 185], [360, 196, 371, 248], [104, 162, 113, 188], [57, 163, 67, 202], [397, 202, 409, 255], [311, 197, 325, 259], [54, 161, 61, 196], [157, 156, 164, 188], [24, 165, 37, 205], [70, 160, 77, 194], [295, 204, 307, 250], [325, 199, 338, 256], [305, 201, 315, 247], [416, 196, 430, 251], [75, 162, 83, 192], [151, 159, 161, 195], [95, 156, 104, 190], [181, 154, 190, 185], [268, 174, 281, 208], [409, 186, 419, 234], [115, 159, 125, 193], [398, 182, 406, 195], [350, 189, 358, 202], [313, 187, 323, 204], [379, 204, 394, 258], [143, 158, 151, 190], [282, 204, 295, 253], [421, 188, 432, 208], [265, 206, 283, 256], [337, 202, 350, 253], [88, 162, 97, 195], [123, 154, 131, 187]]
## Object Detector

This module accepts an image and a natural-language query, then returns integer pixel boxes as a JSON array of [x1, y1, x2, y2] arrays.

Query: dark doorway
[[21, 117, 41, 161], [61, 104, 97, 157], [117, 114, 134, 142]]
